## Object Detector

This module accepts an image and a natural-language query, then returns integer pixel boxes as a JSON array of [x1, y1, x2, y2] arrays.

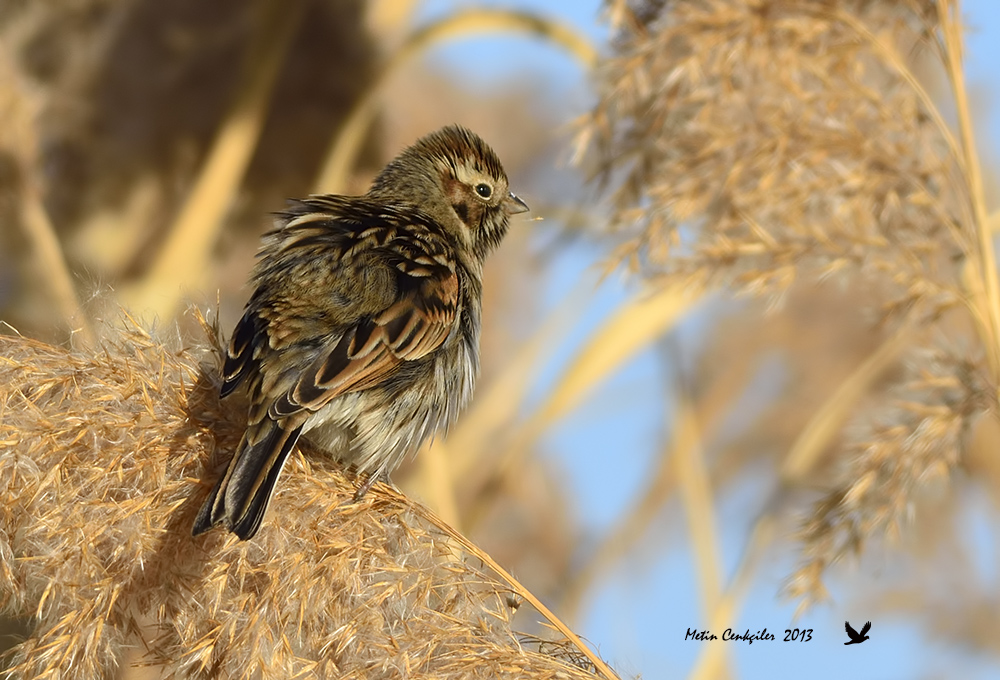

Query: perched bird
[[843, 620, 871, 645], [192, 125, 528, 540]]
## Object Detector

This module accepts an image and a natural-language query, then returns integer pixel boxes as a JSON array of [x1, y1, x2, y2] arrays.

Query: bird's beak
[[505, 191, 529, 215]]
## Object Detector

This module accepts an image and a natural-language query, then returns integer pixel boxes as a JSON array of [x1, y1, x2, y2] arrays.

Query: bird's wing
[[269, 265, 458, 418], [859, 621, 871, 636], [221, 309, 265, 398], [198, 211, 459, 539], [221, 198, 459, 413], [845, 621, 859, 640]]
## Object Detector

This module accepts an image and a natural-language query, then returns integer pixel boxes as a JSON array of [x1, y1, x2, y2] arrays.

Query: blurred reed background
[[3, 0, 1000, 678]]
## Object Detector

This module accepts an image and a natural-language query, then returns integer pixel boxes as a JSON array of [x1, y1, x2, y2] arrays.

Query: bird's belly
[[300, 337, 476, 476]]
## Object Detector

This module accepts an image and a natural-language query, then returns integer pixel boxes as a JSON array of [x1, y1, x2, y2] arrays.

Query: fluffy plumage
[[193, 125, 528, 539]]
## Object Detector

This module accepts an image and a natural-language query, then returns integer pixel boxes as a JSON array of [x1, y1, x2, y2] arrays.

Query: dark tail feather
[[192, 418, 304, 540], [192, 478, 223, 537]]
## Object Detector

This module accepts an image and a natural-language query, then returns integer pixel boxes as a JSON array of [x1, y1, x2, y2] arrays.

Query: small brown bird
[[193, 125, 528, 539]]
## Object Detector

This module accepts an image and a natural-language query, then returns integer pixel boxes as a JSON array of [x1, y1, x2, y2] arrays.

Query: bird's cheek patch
[[441, 175, 463, 202], [452, 201, 469, 225], [440, 176, 468, 223]]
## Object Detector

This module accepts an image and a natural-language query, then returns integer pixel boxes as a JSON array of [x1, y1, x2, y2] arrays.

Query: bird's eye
[[474, 183, 492, 199]]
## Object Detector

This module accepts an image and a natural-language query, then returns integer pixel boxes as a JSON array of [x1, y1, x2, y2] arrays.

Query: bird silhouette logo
[[844, 620, 871, 645]]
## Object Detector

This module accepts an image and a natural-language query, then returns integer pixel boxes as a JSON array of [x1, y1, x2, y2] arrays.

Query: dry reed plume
[[0, 312, 612, 679], [579, 0, 999, 611]]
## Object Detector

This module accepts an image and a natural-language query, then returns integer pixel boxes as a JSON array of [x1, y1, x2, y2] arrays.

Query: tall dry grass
[[0, 312, 611, 678], [577, 0, 1000, 632]]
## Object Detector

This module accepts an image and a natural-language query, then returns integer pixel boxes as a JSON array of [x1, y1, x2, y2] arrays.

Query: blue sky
[[412, 2, 1000, 678]]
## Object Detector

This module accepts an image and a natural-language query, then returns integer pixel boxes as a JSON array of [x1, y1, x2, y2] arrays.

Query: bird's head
[[368, 125, 529, 261]]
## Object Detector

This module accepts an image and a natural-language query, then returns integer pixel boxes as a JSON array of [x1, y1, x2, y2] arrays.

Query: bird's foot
[[352, 470, 386, 502]]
